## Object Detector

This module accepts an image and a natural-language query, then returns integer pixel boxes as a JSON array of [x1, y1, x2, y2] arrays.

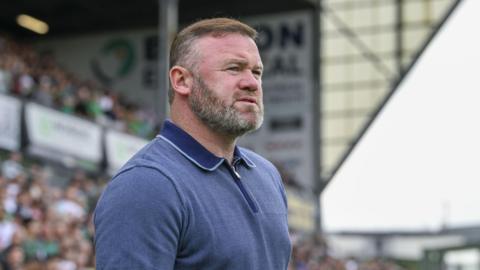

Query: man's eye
[[227, 66, 240, 72]]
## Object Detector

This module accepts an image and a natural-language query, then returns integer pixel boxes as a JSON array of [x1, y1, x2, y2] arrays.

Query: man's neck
[[170, 110, 237, 164]]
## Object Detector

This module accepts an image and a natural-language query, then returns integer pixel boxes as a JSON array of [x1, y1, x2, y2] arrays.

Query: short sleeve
[[94, 166, 185, 270]]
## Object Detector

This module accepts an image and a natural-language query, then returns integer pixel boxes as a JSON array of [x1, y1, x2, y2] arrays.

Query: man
[[94, 17, 292, 269]]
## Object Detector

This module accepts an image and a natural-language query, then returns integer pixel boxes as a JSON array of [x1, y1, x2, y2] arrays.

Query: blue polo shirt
[[94, 120, 292, 270]]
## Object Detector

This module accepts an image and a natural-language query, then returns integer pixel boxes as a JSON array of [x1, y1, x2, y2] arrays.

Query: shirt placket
[[227, 159, 259, 213]]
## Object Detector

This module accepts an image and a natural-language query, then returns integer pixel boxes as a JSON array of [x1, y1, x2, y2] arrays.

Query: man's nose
[[239, 70, 260, 91]]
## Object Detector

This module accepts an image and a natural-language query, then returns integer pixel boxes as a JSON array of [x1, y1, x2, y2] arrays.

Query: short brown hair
[[168, 18, 258, 104]]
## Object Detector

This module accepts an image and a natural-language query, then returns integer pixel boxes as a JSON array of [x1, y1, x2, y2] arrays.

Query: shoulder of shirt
[[110, 137, 185, 184], [105, 138, 189, 207]]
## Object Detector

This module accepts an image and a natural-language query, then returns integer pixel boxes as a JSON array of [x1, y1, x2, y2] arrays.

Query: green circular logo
[[91, 38, 135, 85]]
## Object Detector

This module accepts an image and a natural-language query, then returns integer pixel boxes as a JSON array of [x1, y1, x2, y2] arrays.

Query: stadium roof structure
[[0, 0, 316, 38]]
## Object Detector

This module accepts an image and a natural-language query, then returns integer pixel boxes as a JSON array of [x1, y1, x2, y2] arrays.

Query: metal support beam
[[157, 0, 178, 126], [313, 0, 323, 234], [395, 0, 404, 76]]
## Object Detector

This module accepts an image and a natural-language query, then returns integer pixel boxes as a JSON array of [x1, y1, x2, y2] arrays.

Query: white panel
[[324, 0, 480, 231], [324, 64, 350, 85], [105, 130, 149, 174], [25, 102, 102, 163], [324, 116, 347, 140], [324, 90, 348, 112], [404, 1, 429, 22]]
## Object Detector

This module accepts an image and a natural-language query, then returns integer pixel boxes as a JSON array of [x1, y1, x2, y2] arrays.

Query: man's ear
[[170, 66, 193, 97]]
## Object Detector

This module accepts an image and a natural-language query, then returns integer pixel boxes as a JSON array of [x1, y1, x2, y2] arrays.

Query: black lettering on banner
[[264, 54, 301, 76], [263, 80, 304, 104], [254, 20, 304, 51], [269, 116, 303, 132], [266, 140, 302, 152], [280, 22, 304, 48]]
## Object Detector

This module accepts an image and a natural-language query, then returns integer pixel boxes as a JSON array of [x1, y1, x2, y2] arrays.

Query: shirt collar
[[158, 120, 255, 171]]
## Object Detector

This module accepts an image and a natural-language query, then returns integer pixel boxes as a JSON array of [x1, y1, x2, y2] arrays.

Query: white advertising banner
[[105, 130, 149, 174], [25, 102, 102, 163], [0, 95, 21, 151], [241, 11, 316, 190]]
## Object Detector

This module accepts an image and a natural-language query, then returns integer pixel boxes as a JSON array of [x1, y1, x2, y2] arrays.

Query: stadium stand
[[0, 151, 100, 269], [288, 231, 407, 270], [0, 35, 156, 139]]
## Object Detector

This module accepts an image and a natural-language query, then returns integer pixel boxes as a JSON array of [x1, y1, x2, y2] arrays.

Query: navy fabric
[[94, 120, 292, 270]]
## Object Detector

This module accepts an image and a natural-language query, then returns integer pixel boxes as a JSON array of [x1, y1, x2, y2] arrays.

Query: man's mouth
[[236, 97, 257, 104]]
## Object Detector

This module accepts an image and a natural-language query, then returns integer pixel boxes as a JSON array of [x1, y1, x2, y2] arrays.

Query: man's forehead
[[196, 33, 258, 49], [195, 34, 261, 61]]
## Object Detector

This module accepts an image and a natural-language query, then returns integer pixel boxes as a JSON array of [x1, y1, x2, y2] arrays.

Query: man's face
[[188, 33, 264, 137]]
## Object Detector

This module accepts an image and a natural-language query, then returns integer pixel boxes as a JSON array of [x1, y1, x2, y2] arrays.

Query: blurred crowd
[[0, 35, 156, 139], [288, 232, 407, 270], [0, 150, 409, 270], [0, 151, 102, 270]]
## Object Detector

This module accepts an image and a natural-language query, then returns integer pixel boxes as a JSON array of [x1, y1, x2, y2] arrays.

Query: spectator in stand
[[1, 152, 24, 182], [23, 220, 47, 261], [0, 206, 18, 252], [31, 75, 54, 107], [53, 186, 86, 222], [74, 85, 93, 119], [98, 89, 115, 120], [0, 58, 13, 94], [60, 94, 76, 115], [124, 103, 153, 137], [0, 244, 25, 270], [14, 65, 35, 98], [14, 189, 35, 225], [345, 257, 359, 270]]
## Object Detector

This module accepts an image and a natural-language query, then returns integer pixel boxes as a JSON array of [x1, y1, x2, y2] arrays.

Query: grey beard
[[188, 76, 263, 138]]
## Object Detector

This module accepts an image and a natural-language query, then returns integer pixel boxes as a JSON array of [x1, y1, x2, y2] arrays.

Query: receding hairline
[[179, 17, 257, 40]]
